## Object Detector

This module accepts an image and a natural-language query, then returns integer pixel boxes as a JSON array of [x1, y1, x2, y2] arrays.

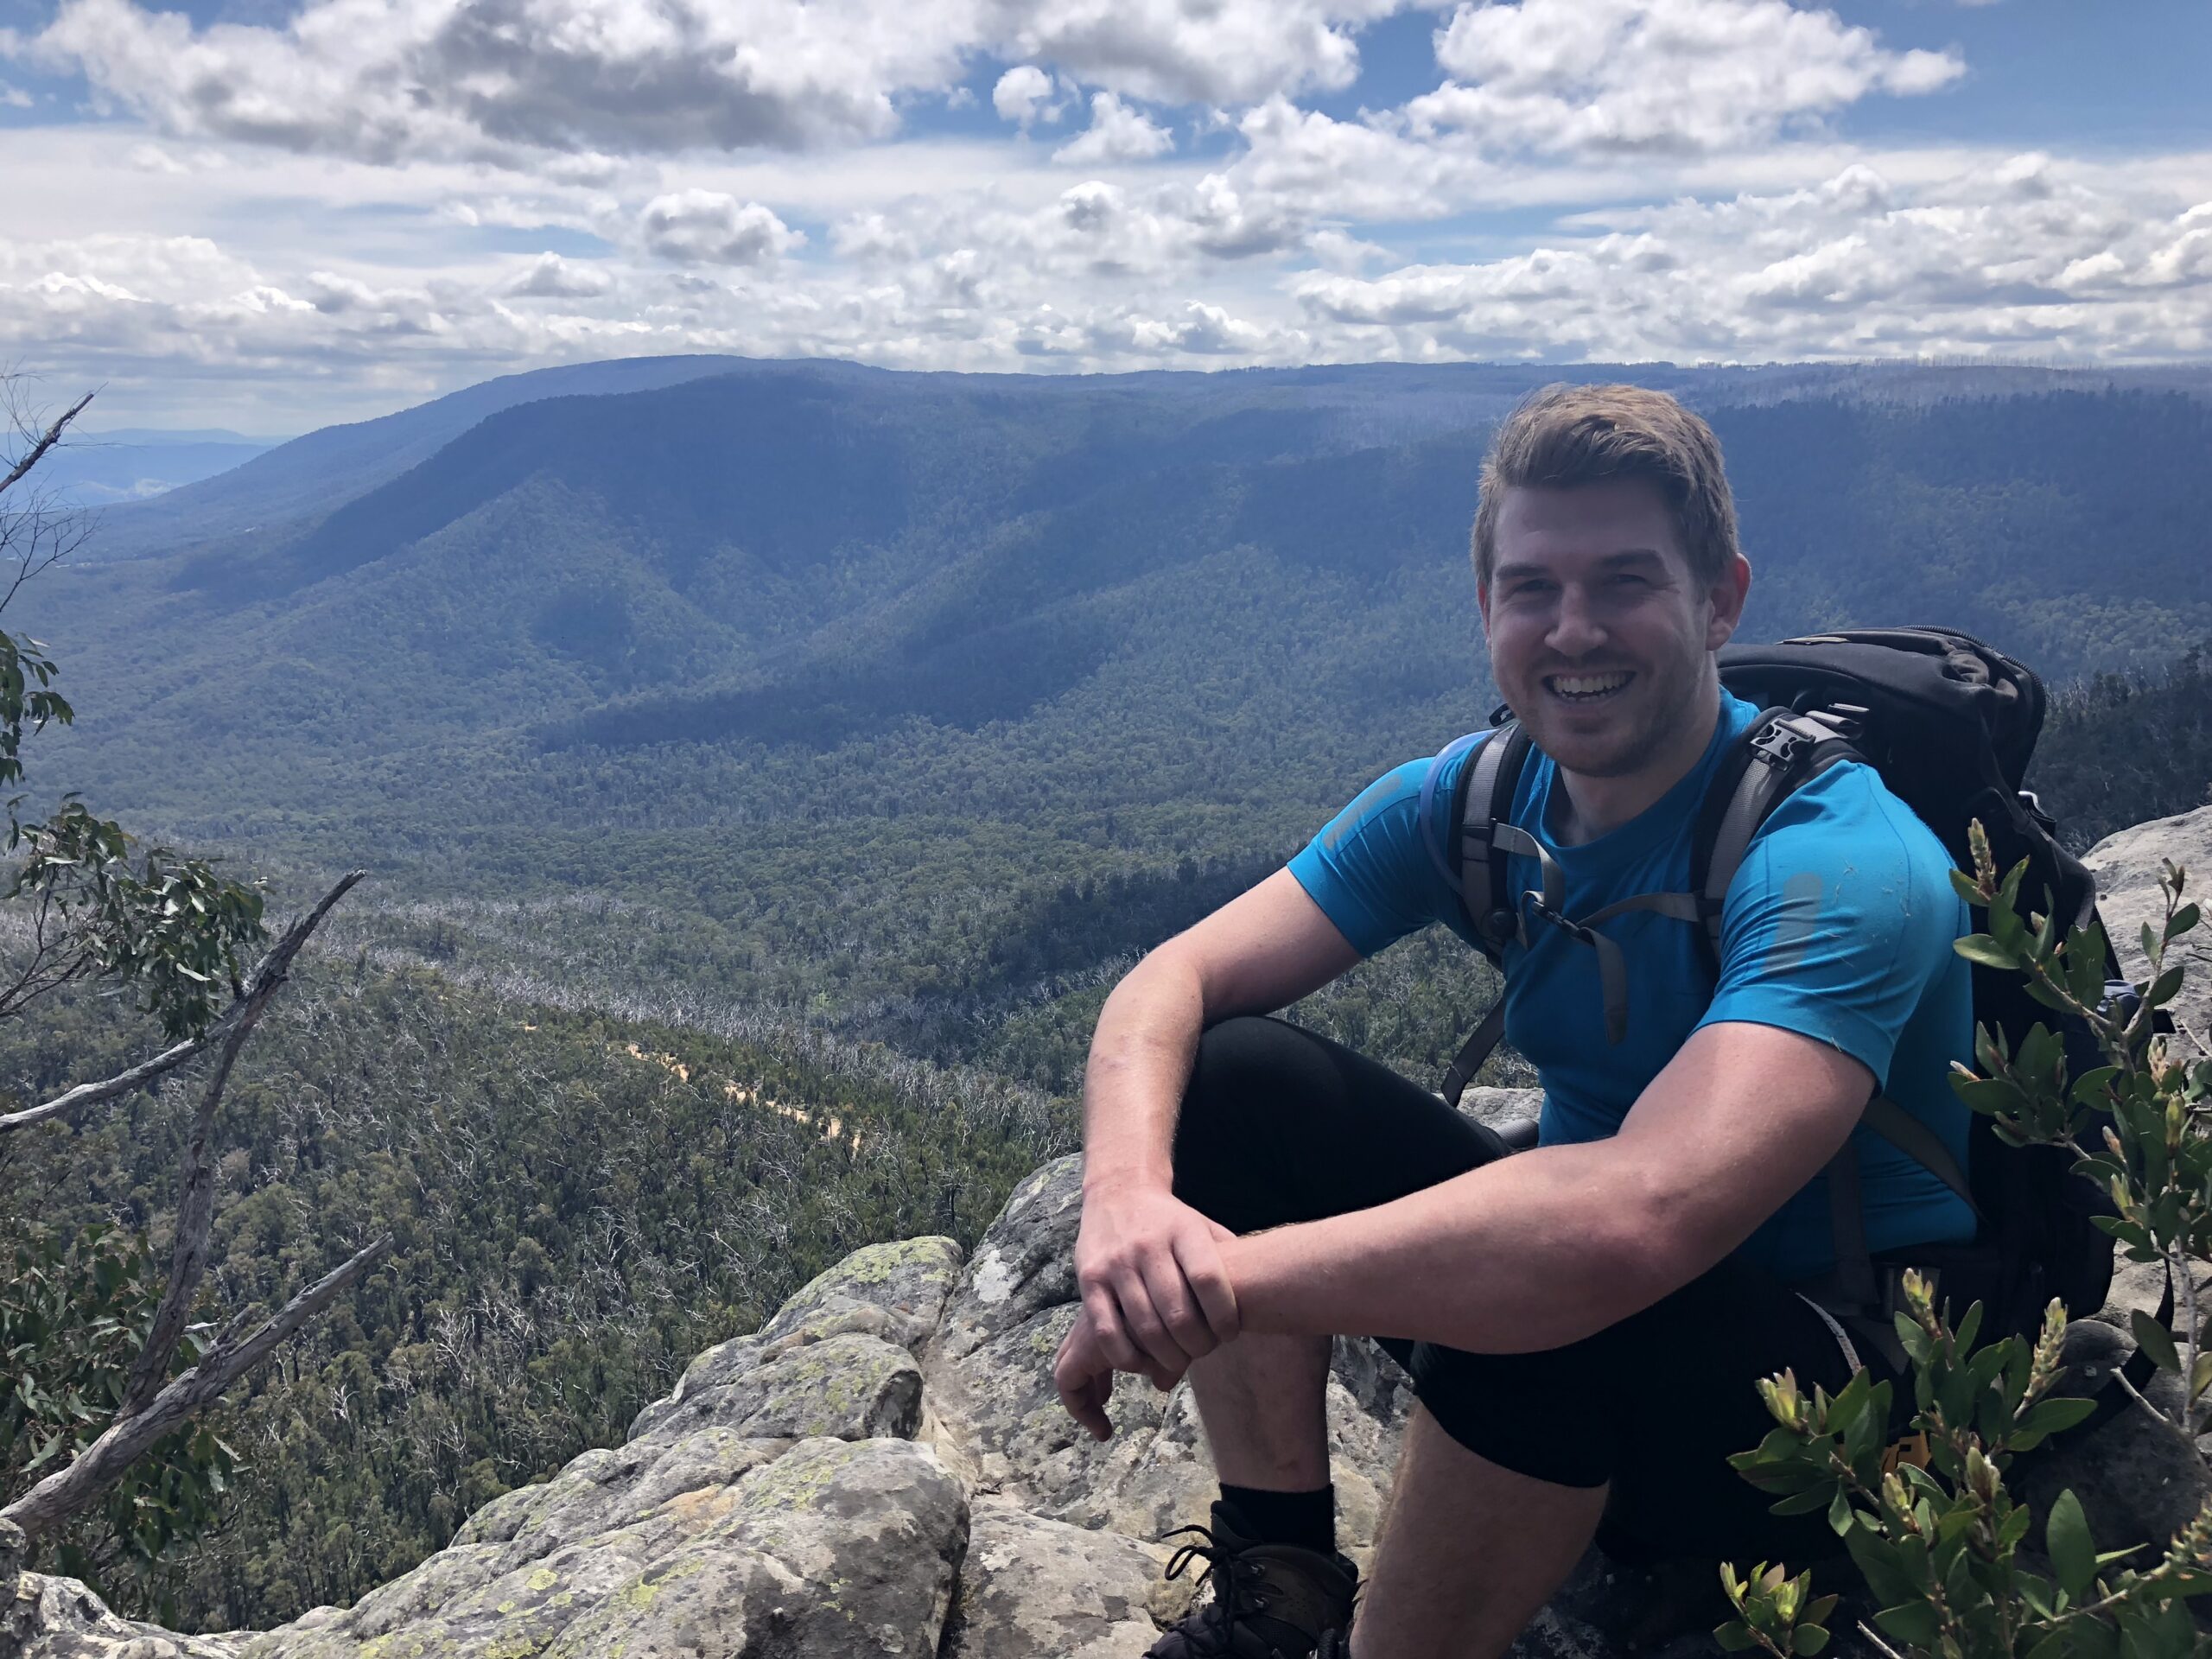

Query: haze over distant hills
[[33, 426, 280, 507], [22, 355, 2212, 1067]]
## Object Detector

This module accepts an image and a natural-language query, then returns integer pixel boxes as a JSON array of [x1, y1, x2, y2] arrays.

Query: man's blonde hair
[[1470, 384, 1742, 588]]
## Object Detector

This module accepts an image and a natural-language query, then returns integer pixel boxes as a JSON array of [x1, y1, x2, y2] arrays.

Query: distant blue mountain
[[82, 353, 781, 558], [37, 429, 278, 507], [27, 353, 2210, 814]]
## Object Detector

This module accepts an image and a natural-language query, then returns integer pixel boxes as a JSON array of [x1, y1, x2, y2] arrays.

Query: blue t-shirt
[[1287, 691, 1976, 1283]]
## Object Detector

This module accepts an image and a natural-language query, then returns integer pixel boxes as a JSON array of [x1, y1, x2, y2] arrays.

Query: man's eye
[[1608, 573, 1648, 587]]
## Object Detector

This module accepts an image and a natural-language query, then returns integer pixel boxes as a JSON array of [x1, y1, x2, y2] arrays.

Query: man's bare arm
[[1084, 868, 1361, 1193], [1074, 869, 1361, 1388], [1213, 1020, 1872, 1354]]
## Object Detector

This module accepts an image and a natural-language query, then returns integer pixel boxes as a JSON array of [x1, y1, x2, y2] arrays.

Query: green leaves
[[2132, 1309, 2181, 1376], [2048, 1489, 2099, 1604], [1727, 829, 2212, 1656], [2, 1222, 235, 1586], [1718, 1562, 1838, 1659], [6, 799, 265, 1039], [0, 626, 73, 793]]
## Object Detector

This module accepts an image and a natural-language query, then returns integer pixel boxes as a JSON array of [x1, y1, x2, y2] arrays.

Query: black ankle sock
[[1218, 1483, 1336, 1555]]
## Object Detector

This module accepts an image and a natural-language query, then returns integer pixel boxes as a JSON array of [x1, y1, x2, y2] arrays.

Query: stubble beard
[[1517, 658, 1706, 781]]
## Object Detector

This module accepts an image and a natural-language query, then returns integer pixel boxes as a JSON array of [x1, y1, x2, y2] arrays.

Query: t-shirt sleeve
[[1695, 763, 1966, 1086], [1286, 757, 1465, 958]]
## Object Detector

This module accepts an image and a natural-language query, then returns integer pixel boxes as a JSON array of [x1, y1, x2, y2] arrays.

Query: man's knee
[[1172, 1015, 1312, 1226]]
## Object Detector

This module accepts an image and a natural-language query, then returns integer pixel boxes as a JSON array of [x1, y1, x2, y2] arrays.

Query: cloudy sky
[[3, 0, 2208, 433]]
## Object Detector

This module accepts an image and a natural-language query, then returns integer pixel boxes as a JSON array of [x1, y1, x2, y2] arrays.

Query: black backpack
[[1427, 626, 2122, 1347]]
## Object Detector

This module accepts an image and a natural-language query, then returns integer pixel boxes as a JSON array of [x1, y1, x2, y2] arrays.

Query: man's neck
[[1550, 677, 1725, 847]]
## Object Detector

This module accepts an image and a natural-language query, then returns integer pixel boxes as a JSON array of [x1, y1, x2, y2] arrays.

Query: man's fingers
[[1054, 1346, 1115, 1440], [1137, 1252, 1218, 1362], [1082, 1283, 1146, 1375], [1114, 1267, 1195, 1378], [1171, 1231, 1241, 1348]]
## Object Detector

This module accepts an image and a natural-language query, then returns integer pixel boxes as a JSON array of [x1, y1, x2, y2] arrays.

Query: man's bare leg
[[1185, 1332, 1333, 1490], [1352, 1403, 1606, 1659]]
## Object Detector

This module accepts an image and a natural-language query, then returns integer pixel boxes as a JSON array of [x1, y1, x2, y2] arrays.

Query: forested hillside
[[22, 365, 2209, 1071], [5, 359, 2209, 1630]]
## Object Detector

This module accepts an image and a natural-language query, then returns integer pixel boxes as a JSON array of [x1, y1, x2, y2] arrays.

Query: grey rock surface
[[2085, 804, 2212, 1047], [2016, 1320, 2212, 1557], [941, 1497, 1164, 1659], [4, 1569, 246, 1659], [1460, 1084, 1544, 1134], [924, 1155, 1402, 1560]]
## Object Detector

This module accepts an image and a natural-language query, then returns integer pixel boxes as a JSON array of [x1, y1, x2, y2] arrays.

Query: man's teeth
[[1549, 672, 1631, 699]]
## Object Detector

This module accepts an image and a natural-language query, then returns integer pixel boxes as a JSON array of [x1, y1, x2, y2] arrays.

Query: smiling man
[[1057, 385, 1976, 1659]]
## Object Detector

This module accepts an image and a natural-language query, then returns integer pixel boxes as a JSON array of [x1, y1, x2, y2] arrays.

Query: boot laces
[[1160, 1524, 1282, 1655]]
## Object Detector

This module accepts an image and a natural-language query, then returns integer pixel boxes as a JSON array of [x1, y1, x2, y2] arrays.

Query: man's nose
[[1545, 586, 1605, 657]]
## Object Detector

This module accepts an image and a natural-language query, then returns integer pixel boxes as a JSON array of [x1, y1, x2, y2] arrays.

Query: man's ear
[[1476, 581, 1491, 636], [1703, 554, 1751, 651]]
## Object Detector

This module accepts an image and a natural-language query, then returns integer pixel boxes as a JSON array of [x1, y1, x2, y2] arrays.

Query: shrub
[[1721, 827, 2212, 1657]]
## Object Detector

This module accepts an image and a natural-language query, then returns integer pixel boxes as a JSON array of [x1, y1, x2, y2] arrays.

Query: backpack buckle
[[1748, 721, 1808, 771], [1527, 898, 1594, 947]]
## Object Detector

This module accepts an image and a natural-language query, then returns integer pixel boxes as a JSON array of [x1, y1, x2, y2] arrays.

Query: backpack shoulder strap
[[1862, 1095, 1978, 1216], [1690, 706, 1866, 969], [1452, 721, 1535, 957], [1418, 729, 1487, 896], [1434, 721, 1535, 1107]]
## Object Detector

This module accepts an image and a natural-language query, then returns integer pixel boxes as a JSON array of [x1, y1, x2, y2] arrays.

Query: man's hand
[[1074, 1179, 1241, 1388], [1053, 1305, 1119, 1440]]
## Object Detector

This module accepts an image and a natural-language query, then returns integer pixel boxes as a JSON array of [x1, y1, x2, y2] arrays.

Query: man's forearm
[[1081, 954, 1205, 1194], [1219, 1141, 1685, 1355]]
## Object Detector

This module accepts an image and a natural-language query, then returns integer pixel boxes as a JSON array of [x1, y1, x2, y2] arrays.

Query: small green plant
[[1722, 827, 2212, 1656]]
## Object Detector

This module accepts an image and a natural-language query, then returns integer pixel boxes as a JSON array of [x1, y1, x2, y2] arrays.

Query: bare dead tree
[[0, 871, 364, 1137]]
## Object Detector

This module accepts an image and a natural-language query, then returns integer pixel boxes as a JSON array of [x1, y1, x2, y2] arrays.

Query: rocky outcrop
[[16, 1144, 2202, 1659], [2085, 801, 2212, 1042], [11, 796, 2212, 1657]]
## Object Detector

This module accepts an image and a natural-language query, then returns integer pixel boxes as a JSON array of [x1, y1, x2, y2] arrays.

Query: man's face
[[1478, 478, 1746, 780]]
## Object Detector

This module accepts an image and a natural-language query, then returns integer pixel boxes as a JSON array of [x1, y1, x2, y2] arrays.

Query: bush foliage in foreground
[[1722, 830, 2212, 1656]]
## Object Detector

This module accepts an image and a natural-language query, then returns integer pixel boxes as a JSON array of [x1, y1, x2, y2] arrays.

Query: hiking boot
[[1144, 1501, 1357, 1657]]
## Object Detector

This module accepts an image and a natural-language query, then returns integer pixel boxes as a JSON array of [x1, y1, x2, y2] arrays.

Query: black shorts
[[1171, 1015, 1891, 1564]]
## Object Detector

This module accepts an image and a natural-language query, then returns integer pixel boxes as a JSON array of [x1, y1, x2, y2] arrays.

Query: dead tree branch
[[0, 391, 92, 502], [0, 1234, 392, 1541], [0, 869, 365, 1135], [0, 391, 92, 500], [118, 1010, 260, 1419]]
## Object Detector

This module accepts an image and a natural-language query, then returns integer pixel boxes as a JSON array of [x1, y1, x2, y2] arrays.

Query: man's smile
[[1542, 670, 1636, 704]]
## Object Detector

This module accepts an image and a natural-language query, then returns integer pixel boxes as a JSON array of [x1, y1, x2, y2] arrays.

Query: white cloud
[[16, 0, 1426, 166], [1306, 227, 1393, 271], [126, 142, 188, 173], [21, 0, 971, 162], [3, 6, 2209, 430], [1287, 158, 2212, 362], [993, 64, 1058, 126], [1052, 92, 1174, 166], [639, 191, 804, 265], [991, 0, 1408, 106], [507, 251, 616, 297], [1410, 0, 1963, 156], [0, 82, 33, 109]]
